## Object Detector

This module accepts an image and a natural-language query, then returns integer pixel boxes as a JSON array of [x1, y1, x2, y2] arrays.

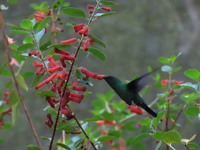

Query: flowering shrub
[[0, 1, 200, 150]]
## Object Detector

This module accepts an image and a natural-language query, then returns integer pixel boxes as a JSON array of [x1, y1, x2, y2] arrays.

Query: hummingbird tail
[[143, 106, 157, 118]]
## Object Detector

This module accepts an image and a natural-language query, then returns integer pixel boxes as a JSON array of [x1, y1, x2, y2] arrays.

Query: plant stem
[[0, 11, 41, 148]]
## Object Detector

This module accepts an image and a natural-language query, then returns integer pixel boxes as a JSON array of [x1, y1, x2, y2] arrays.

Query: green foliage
[[63, 7, 86, 18], [88, 48, 106, 61], [162, 130, 181, 143]]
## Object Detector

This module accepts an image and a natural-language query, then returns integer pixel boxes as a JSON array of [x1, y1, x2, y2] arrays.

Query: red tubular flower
[[47, 55, 59, 67], [119, 124, 124, 129], [96, 120, 105, 125], [60, 55, 75, 61], [60, 109, 74, 117], [47, 114, 53, 125], [48, 66, 61, 73], [195, 103, 198, 107], [161, 79, 168, 86], [96, 75, 105, 80], [137, 123, 141, 127], [34, 51, 40, 56], [72, 86, 86, 91], [33, 61, 43, 67], [36, 11, 46, 18], [70, 92, 84, 99], [73, 24, 85, 33], [72, 79, 78, 89], [28, 51, 36, 56], [101, 7, 111, 12], [128, 106, 143, 115], [4, 92, 10, 96], [80, 68, 97, 78], [46, 96, 55, 108], [46, 10, 52, 16], [35, 81, 45, 90], [87, 5, 95, 9], [60, 38, 77, 44], [41, 70, 46, 75], [1, 108, 12, 115], [69, 96, 82, 103], [102, 130, 108, 135], [54, 48, 70, 55], [60, 59, 67, 68], [105, 120, 116, 126], [88, 39, 95, 45], [89, 10, 93, 14], [35, 67, 44, 75], [56, 84, 62, 94], [55, 27, 64, 32], [83, 41, 88, 51], [78, 27, 89, 36], [168, 97, 174, 101], [174, 80, 184, 85], [169, 89, 174, 95], [34, 16, 44, 21], [45, 119, 52, 128], [45, 73, 57, 84], [4, 98, 9, 104]]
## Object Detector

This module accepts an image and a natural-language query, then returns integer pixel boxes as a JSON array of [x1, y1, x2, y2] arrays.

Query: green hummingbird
[[103, 70, 158, 118]]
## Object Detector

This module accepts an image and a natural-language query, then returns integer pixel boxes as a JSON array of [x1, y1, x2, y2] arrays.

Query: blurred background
[[0, 0, 200, 149]]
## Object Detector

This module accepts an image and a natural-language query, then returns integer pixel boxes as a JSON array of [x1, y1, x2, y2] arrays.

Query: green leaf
[[80, 77, 93, 86], [21, 71, 34, 80], [100, 111, 114, 121], [123, 120, 138, 131], [48, 44, 72, 50], [131, 133, 151, 145], [1, 123, 11, 130], [36, 28, 45, 42], [88, 48, 106, 61], [9, 89, 20, 107], [17, 73, 28, 91], [98, 12, 116, 18], [108, 130, 121, 138], [31, 4, 40, 10], [161, 130, 181, 143], [101, 1, 118, 5], [53, 142, 71, 150], [11, 29, 30, 35], [153, 132, 164, 140], [142, 86, 151, 95], [0, 61, 7, 74], [131, 142, 146, 149], [169, 55, 176, 62], [139, 118, 151, 126], [37, 16, 51, 32], [20, 19, 33, 30], [88, 34, 106, 48], [161, 65, 172, 72], [185, 115, 194, 128], [17, 43, 34, 52], [187, 143, 199, 149], [31, 74, 44, 88], [74, 138, 83, 149], [98, 135, 117, 142], [40, 40, 51, 51], [2, 69, 12, 77], [58, 124, 76, 132], [159, 57, 169, 63], [7, 0, 18, 4], [62, 3, 70, 7], [23, 36, 33, 44], [75, 69, 82, 80], [184, 69, 200, 82], [40, 2, 48, 11], [26, 145, 42, 150], [105, 90, 114, 101], [66, 23, 74, 29], [185, 106, 199, 117], [63, 7, 86, 18], [140, 126, 149, 133], [171, 66, 182, 73], [180, 82, 198, 91], [12, 101, 20, 125], [40, 136, 51, 141], [92, 100, 105, 109], [153, 111, 166, 128], [36, 91, 57, 98], [0, 139, 3, 143], [85, 115, 104, 122], [5, 80, 13, 89]]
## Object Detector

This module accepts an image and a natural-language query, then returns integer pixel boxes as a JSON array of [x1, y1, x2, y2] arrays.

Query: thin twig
[[171, 107, 184, 130], [50, 9, 57, 44], [0, 11, 41, 148], [185, 145, 190, 150]]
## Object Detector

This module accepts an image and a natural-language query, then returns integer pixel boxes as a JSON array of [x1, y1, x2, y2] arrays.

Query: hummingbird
[[103, 70, 158, 118]]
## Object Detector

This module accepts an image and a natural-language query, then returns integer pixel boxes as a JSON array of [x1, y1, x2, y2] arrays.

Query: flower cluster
[[128, 105, 143, 115], [45, 114, 54, 128]]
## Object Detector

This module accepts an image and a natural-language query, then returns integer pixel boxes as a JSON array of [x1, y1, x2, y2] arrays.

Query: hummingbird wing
[[127, 69, 159, 93]]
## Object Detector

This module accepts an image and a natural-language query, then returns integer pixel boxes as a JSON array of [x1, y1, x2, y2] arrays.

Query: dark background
[[0, 0, 200, 149]]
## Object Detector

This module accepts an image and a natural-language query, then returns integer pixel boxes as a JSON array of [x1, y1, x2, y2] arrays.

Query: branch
[[171, 107, 184, 130], [0, 11, 41, 148]]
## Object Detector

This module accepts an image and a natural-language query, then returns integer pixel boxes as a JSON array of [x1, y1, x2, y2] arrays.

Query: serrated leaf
[[26, 145, 42, 150], [36, 91, 57, 98], [171, 66, 182, 73], [53, 142, 71, 150], [88, 48, 106, 61], [20, 19, 33, 30], [31, 74, 44, 88], [11, 29, 30, 35], [40, 40, 51, 51], [185, 106, 199, 117], [88, 34, 106, 48], [17, 43, 34, 52], [9, 89, 20, 107], [17, 73, 28, 91], [180, 82, 198, 91], [21, 71, 34, 80], [98, 12, 116, 18], [36, 28, 45, 42], [48, 44, 72, 50], [101, 1, 118, 5], [161, 65, 172, 72], [0, 61, 7, 74], [98, 135, 117, 141], [162, 130, 181, 143], [63, 7, 86, 18], [159, 57, 169, 63], [184, 69, 200, 82], [131, 133, 151, 145], [37, 16, 51, 32]]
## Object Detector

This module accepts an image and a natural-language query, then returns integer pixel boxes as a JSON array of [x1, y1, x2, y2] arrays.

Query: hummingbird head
[[103, 76, 122, 85]]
